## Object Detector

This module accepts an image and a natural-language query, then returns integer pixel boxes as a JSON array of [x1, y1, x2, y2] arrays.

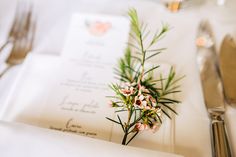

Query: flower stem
[[122, 130, 129, 145], [122, 108, 132, 145]]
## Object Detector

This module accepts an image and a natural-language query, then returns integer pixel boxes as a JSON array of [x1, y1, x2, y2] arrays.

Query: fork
[[0, 3, 36, 77], [0, 2, 27, 53]]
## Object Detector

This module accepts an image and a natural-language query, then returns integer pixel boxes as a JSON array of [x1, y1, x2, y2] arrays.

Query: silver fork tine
[[15, 3, 29, 39], [21, 4, 35, 55], [17, 3, 35, 55], [26, 12, 36, 53], [24, 4, 33, 33], [9, 2, 23, 38]]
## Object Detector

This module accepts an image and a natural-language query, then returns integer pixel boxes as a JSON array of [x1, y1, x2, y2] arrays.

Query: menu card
[[62, 13, 130, 61], [0, 13, 176, 153]]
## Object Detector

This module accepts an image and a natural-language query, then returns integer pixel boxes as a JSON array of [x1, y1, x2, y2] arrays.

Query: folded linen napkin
[[0, 53, 177, 153], [0, 120, 183, 157]]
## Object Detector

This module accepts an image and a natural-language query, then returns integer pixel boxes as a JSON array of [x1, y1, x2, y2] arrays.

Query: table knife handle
[[211, 116, 232, 157]]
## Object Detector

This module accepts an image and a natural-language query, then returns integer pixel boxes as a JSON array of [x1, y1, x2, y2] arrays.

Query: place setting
[[0, 0, 235, 157]]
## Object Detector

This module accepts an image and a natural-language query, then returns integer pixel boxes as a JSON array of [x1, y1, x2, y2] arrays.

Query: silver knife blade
[[196, 20, 225, 115], [196, 20, 232, 157]]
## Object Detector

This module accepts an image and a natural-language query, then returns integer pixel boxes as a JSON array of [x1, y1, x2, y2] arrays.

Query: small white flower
[[119, 82, 135, 96], [135, 94, 147, 108], [135, 122, 149, 131]]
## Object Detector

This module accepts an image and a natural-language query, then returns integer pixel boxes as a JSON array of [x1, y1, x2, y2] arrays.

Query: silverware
[[0, 2, 29, 53], [0, 3, 36, 77], [219, 35, 236, 108], [196, 20, 232, 157]]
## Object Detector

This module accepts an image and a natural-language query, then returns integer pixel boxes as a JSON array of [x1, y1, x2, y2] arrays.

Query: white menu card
[[62, 13, 130, 60]]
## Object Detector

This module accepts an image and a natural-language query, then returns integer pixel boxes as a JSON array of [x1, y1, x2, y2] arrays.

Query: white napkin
[[0, 120, 183, 157], [0, 53, 177, 153]]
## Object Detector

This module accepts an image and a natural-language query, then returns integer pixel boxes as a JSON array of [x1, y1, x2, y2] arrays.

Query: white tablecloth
[[0, 0, 236, 157]]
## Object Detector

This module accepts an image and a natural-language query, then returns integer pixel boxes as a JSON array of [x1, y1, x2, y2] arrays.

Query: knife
[[196, 20, 232, 157], [219, 35, 236, 108]]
